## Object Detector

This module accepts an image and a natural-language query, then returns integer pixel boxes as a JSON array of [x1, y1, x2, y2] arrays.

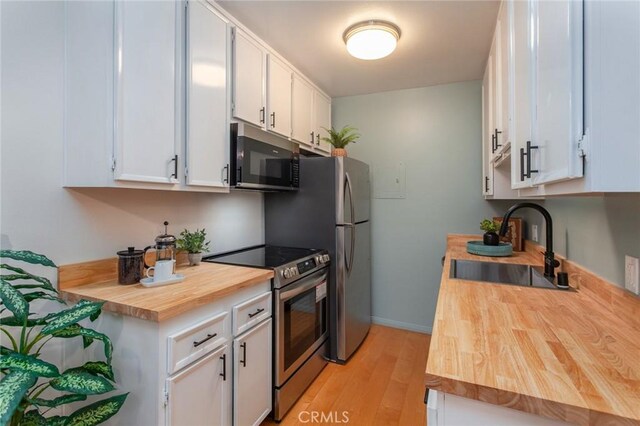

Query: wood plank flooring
[[262, 325, 431, 426]]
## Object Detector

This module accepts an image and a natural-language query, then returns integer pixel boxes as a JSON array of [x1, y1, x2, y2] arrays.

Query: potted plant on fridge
[[177, 228, 211, 266], [480, 219, 500, 246], [321, 125, 360, 157], [0, 249, 128, 425]]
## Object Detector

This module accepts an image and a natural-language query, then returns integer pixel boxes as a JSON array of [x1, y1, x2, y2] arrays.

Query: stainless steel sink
[[449, 259, 569, 290]]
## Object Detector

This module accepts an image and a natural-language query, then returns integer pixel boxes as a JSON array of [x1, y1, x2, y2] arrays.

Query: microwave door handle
[[279, 273, 327, 301]]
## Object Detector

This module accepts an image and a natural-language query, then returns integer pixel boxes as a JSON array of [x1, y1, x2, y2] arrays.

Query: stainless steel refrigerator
[[265, 156, 371, 363]]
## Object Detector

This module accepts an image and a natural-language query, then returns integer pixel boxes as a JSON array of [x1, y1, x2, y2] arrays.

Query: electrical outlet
[[625, 255, 640, 295], [531, 225, 539, 242]]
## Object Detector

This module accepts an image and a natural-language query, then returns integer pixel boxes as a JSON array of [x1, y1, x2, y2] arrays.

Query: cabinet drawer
[[167, 312, 228, 374], [233, 292, 272, 336]]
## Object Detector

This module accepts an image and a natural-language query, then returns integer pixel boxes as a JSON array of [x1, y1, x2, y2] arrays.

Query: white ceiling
[[217, 0, 500, 98]]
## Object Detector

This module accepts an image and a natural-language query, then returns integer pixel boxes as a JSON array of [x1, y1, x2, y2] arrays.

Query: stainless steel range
[[205, 245, 330, 421]]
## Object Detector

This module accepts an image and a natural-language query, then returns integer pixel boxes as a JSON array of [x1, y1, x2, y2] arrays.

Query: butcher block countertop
[[59, 259, 273, 322], [425, 234, 640, 425]]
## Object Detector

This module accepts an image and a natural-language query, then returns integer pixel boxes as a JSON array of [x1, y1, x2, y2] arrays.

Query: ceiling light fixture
[[343, 20, 401, 60]]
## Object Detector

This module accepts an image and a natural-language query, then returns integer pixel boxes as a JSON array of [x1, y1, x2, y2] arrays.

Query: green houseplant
[[321, 125, 360, 157], [176, 229, 210, 266], [0, 250, 128, 426], [480, 219, 500, 246]]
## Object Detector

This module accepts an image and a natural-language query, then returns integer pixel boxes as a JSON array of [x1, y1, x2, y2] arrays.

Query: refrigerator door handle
[[343, 223, 355, 275], [345, 172, 355, 224]]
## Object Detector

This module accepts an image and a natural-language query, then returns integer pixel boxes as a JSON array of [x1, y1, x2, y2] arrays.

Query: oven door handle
[[279, 271, 327, 301]]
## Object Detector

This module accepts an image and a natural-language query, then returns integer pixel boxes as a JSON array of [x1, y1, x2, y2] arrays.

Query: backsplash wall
[[332, 81, 513, 333], [1, 1, 264, 266], [514, 195, 640, 288]]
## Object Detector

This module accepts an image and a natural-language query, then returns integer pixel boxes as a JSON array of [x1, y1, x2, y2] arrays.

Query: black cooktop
[[204, 245, 322, 269]]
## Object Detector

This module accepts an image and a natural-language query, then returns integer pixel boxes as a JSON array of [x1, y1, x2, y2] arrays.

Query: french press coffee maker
[[143, 221, 177, 274]]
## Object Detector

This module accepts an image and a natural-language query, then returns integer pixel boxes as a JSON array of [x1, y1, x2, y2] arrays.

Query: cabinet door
[[166, 344, 231, 426], [488, 34, 499, 160], [232, 28, 265, 128], [233, 319, 272, 426], [313, 92, 332, 154], [185, 0, 229, 189], [482, 68, 494, 196], [497, 1, 511, 150], [114, 1, 180, 184], [291, 74, 315, 147], [511, 0, 535, 189], [531, 0, 584, 185], [267, 55, 292, 138]]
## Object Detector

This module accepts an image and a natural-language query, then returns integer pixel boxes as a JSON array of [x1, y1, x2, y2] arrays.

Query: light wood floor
[[262, 325, 431, 426]]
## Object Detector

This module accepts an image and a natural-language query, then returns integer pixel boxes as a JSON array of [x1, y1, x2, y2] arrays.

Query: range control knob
[[283, 268, 292, 279], [315, 255, 322, 264], [292, 266, 299, 276], [323, 254, 330, 262]]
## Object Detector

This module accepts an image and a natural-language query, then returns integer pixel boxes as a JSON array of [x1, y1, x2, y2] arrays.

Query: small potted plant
[[480, 219, 500, 246], [177, 228, 210, 266], [321, 125, 360, 157]]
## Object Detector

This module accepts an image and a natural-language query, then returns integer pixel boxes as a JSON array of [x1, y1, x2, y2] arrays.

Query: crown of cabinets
[[483, 0, 640, 198], [232, 28, 332, 156]]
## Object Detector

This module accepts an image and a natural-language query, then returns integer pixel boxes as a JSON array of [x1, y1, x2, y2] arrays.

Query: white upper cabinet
[[494, 2, 511, 156], [292, 74, 315, 147], [232, 28, 266, 128], [482, 69, 494, 196], [267, 55, 293, 138], [530, 0, 584, 186], [313, 92, 332, 154], [114, 1, 180, 185], [511, 0, 534, 189], [185, 0, 229, 189]]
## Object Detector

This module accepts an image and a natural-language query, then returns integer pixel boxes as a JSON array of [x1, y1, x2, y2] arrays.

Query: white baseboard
[[371, 316, 432, 334]]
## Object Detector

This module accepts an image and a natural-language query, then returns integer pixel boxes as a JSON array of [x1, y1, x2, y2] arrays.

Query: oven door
[[275, 268, 328, 386], [234, 135, 299, 191]]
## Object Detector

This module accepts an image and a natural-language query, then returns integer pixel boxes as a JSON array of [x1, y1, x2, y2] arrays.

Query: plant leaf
[[0, 264, 56, 293], [0, 250, 56, 267], [50, 371, 114, 395], [66, 362, 114, 382], [89, 309, 101, 322], [23, 292, 66, 305], [41, 301, 104, 335], [63, 393, 128, 426], [45, 416, 68, 426], [0, 350, 60, 378], [0, 370, 37, 425], [0, 316, 49, 327], [28, 393, 87, 408], [0, 278, 29, 322], [52, 324, 112, 364], [21, 410, 47, 426]]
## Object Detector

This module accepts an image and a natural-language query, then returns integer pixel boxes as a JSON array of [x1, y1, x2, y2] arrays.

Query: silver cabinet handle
[[271, 112, 276, 128], [260, 107, 265, 124], [310, 131, 315, 145]]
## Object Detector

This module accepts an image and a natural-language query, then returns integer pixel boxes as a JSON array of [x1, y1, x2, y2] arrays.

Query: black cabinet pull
[[260, 107, 265, 124], [491, 134, 496, 153], [219, 353, 227, 381], [270, 112, 276, 128], [170, 155, 178, 179], [520, 147, 526, 181], [193, 333, 217, 347], [484, 176, 489, 192], [223, 164, 229, 184], [248, 308, 264, 318], [525, 141, 539, 178], [316, 133, 320, 146], [240, 342, 247, 367], [494, 128, 502, 153], [310, 131, 315, 145]]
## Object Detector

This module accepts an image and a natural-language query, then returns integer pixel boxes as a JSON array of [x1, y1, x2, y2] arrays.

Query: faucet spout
[[499, 202, 559, 277]]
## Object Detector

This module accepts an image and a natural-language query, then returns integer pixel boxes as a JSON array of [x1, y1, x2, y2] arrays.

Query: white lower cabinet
[[166, 345, 231, 426], [233, 318, 272, 426], [427, 390, 569, 426]]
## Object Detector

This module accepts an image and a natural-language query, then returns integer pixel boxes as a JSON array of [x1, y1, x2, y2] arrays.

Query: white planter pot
[[188, 252, 203, 266]]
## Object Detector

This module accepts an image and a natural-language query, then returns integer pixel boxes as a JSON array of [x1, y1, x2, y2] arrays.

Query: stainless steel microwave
[[230, 123, 299, 191]]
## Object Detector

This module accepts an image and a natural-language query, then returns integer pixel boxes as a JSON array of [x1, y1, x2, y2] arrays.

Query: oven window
[[283, 286, 327, 371]]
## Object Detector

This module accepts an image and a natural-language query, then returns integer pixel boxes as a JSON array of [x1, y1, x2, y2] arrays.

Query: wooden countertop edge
[[423, 373, 636, 426], [59, 271, 273, 322]]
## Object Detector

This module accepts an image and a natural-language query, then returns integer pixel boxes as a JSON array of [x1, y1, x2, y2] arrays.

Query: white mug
[[146, 259, 175, 282]]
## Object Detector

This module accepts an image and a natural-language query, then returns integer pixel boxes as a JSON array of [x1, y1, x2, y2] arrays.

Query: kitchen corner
[[426, 234, 640, 425]]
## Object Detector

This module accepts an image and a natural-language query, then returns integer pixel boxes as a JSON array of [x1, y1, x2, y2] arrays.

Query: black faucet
[[499, 202, 560, 278]]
